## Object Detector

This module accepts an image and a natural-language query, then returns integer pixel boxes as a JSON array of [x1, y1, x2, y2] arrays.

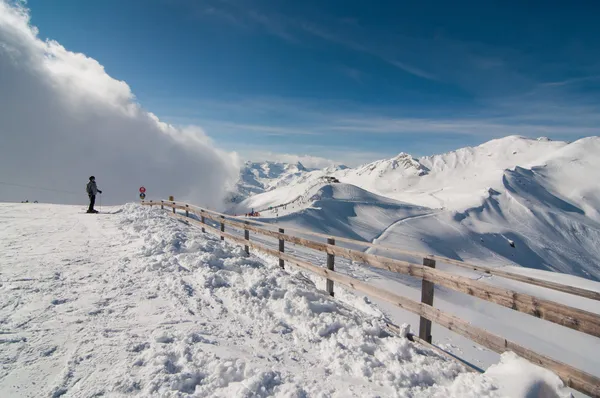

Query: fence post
[[244, 221, 250, 255], [220, 216, 225, 241], [172, 202, 176, 214], [278, 228, 285, 269], [326, 238, 335, 296], [200, 209, 205, 233], [419, 258, 436, 343], [161, 200, 164, 210], [185, 204, 189, 217]]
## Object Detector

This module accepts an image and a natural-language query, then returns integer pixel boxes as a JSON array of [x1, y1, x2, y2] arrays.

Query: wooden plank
[[170, 212, 600, 398], [279, 228, 285, 269], [419, 258, 435, 343], [200, 210, 205, 233], [220, 216, 225, 241], [326, 238, 335, 297], [182, 203, 600, 301], [244, 221, 250, 255], [426, 256, 600, 302]]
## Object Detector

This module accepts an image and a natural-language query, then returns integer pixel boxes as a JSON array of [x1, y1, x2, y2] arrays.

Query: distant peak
[[289, 161, 306, 171], [390, 152, 426, 171]]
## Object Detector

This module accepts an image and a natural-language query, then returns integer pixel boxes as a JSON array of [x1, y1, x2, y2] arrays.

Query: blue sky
[[26, 0, 600, 165]]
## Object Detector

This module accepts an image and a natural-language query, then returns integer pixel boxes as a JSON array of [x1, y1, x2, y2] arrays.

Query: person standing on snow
[[86, 176, 103, 213]]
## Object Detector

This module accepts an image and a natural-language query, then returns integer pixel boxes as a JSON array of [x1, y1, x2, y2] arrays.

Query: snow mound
[[313, 183, 401, 204], [256, 183, 434, 242], [485, 352, 571, 398]]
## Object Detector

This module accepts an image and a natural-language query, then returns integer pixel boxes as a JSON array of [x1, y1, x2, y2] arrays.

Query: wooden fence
[[142, 199, 600, 397]]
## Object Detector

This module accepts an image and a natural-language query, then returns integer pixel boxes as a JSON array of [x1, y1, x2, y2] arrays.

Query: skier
[[86, 176, 103, 213]]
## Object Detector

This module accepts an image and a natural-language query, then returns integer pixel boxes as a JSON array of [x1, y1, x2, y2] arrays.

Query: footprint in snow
[[127, 342, 150, 352], [41, 345, 58, 357]]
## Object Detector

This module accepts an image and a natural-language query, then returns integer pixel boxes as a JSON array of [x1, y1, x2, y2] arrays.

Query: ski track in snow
[[368, 212, 439, 251], [6, 203, 566, 397]]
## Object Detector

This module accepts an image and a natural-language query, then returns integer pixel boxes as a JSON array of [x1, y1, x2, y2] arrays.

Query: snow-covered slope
[[340, 135, 568, 210], [231, 136, 600, 280], [367, 137, 600, 279], [0, 203, 574, 397], [265, 183, 433, 242]]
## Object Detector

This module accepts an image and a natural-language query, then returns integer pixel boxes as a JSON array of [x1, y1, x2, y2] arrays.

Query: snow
[[2, 136, 598, 396], [230, 136, 600, 279], [2, 202, 575, 397], [263, 183, 433, 243], [216, 135, 600, 396], [225, 161, 318, 205]]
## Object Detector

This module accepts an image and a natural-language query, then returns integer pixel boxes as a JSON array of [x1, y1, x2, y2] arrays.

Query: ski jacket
[[86, 181, 98, 196]]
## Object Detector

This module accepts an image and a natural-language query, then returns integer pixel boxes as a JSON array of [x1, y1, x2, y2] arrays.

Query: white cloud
[[0, 1, 239, 207]]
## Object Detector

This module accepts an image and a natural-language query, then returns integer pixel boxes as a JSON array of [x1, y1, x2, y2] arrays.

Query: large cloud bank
[[0, 1, 239, 207]]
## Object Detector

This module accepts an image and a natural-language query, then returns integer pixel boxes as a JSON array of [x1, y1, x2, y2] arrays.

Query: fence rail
[[142, 199, 600, 397]]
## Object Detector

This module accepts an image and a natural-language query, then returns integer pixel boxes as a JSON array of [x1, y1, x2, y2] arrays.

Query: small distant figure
[[86, 176, 103, 213]]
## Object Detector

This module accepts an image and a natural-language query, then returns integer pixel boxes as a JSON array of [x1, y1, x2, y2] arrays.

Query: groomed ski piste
[[0, 203, 573, 397]]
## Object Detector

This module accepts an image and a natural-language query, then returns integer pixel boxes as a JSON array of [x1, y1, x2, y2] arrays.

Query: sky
[[0, 0, 238, 206], [7, 0, 600, 168]]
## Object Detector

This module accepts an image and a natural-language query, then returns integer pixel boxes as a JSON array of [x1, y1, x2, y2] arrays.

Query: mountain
[[338, 135, 568, 210], [225, 161, 348, 206], [225, 161, 312, 204], [229, 136, 600, 280]]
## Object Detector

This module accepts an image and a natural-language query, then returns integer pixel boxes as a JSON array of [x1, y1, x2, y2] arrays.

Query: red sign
[[139, 186, 146, 193]]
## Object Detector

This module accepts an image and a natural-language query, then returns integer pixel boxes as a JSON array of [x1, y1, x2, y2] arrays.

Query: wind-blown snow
[[0, 203, 573, 397]]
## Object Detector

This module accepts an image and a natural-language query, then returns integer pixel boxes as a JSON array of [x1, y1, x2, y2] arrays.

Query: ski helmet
[[89, 176, 95, 181]]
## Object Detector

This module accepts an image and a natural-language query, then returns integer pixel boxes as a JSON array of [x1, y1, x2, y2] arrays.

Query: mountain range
[[227, 136, 600, 280]]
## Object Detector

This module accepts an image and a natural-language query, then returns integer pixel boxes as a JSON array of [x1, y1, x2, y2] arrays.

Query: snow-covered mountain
[[225, 160, 348, 206], [224, 161, 310, 204], [229, 136, 600, 280], [338, 135, 569, 210]]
